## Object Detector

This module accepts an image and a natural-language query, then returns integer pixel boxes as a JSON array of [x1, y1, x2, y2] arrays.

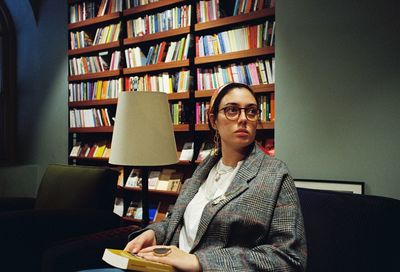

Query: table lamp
[[109, 91, 178, 226]]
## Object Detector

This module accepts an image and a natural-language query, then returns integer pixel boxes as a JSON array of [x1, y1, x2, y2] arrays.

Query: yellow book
[[102, 248, 175, 272], [96, 80, 103, 100], [101, 80, 109, 99], [93, 143, 106, 157]]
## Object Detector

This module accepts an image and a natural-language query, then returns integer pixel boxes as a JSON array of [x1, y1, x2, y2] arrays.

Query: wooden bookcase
[[67, 0, 275, 225]]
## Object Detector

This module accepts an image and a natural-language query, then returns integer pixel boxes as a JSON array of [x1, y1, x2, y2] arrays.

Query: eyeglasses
[[218, 105, 261, 121]]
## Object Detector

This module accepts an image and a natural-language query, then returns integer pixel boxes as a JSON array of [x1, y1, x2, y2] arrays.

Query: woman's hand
[[123, 230, 157, 254], [137, 245, 201, 272]]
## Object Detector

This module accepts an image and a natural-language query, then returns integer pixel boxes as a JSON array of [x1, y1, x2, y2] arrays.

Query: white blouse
[[179, 159, 243, 253]]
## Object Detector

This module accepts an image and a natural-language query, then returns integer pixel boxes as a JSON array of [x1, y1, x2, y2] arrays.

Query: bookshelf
[[67, 0, 275, 224]]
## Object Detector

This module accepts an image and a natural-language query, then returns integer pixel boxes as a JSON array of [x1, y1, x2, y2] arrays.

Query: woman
[[124, 82, 307, 271]]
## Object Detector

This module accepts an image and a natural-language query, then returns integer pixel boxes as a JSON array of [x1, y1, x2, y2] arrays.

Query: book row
[[123, 200, 162, 221], [170, 101, 187, 125], [195, 101, 210, 125], [69, 51, 120, 76], [69, 140, 213, 164], [233, 0, 275, 16], [69, 108, 114, 128], [125, 0, 160, 9], [125, 70, 191, 93], [178, 141, 214, 162], [197, 58, 275, 90], [70, 141, 111, 159], [125, 34, 191, 68], [69, 0, 275, 24], [69, 0, 123, 23], [93, 23, 121, 46], [196, 20, 275, 57], [124, 168, 183, 192], [69, 78, 123, 102], [126, 4, 192, 38], [98, 0, 123, 17], [69, 1, 98, 23], [257, 93, 275, 122], [70, 31, 93, 50], [196, 0, 220, 23], [69, 22, 121, 50]]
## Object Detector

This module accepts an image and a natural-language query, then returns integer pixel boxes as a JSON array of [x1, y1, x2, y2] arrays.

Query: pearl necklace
[[214, 160, 235, 182]]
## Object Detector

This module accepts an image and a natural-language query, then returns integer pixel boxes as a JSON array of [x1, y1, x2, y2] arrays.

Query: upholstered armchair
[[0, 164, 122, 271]]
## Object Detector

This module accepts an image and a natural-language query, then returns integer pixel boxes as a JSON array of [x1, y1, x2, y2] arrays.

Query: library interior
[[0, 0, 399, 271]]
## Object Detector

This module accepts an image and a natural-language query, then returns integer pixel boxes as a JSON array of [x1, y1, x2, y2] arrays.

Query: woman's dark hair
[[208, 82, 258, 132]]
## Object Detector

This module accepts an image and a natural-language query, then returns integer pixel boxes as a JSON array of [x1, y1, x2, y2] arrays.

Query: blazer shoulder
[[260, 153, 290, 175]]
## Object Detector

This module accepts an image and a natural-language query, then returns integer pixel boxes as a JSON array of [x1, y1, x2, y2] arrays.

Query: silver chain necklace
[[214, 160, 235, 182]]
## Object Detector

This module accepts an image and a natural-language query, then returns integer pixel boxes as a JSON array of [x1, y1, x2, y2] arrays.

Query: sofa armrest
[[0, 209, 122, 271], [42, 225, 140, 272], [0, 197, 35, 212]]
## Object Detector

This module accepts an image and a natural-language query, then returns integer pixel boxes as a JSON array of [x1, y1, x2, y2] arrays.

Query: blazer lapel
[[190, 146, 265, 252]]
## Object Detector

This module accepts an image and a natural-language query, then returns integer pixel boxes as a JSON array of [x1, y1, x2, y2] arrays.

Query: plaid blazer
[[130, 145, 307, 271]]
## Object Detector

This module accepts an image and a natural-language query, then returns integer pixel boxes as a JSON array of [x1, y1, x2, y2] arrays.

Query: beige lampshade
[[109, 91, 178, 166]]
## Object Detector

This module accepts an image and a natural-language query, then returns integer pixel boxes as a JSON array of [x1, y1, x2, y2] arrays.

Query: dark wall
[[276, 0, 400, 199], [0, 0, 67, 196]]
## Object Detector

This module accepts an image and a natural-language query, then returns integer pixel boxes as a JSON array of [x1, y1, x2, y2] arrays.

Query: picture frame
[[294, 179, 365, 194]]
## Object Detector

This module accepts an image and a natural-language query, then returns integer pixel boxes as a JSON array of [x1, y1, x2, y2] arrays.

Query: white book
[[126, 168, 141, 188], [156, 180, 170, 191], [182, 34, 191, 60], [96, 109, 104, 126], [179, 142, 194, 161], [265, 59, 273, 84], [164, 41, 176, 62], [148, 171, 160, 189], [124, 49, 131, 68], [104, 108, 112, 126], [271, 57, 275, 83], [74, 109, 81, 127], [270, 21, 276, 46], [258, 60, 268, 84], [263, 20, 269, 46], [162, 73, 170, 93], [113, 197, 124, 217], [221, 31, 231, 53], [69, 110, 75, 128]]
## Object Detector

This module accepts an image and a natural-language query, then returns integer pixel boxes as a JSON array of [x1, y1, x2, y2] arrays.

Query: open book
[[102, 248, 175, 272]]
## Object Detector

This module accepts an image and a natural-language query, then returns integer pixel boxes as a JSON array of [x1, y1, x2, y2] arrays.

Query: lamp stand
[[141, 166, 150, 227]]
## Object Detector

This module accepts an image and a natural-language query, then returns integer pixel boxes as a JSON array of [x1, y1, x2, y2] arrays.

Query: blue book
[[146, 46, 155, 65], [177, 7, 181, 28], [244, 64, 252, 85], [233, 0, 239, 16], [203, 35, 209, 56], [217, 33, 225, 54]]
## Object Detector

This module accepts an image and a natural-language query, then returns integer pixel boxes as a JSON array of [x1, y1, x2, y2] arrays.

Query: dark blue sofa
[[42, 188, 400, 272]]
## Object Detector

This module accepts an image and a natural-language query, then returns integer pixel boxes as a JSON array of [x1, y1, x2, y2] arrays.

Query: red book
[[245, 0, 253, 13], [87, 144, 97, 158], [145, 15, 150, 35], [195, 36, 199, 57], [258, 0, 265, 10], [157, 41, 166, 63]]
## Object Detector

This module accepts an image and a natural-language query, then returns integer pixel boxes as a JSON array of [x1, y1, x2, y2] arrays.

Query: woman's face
[[211, 87, 258, 152]]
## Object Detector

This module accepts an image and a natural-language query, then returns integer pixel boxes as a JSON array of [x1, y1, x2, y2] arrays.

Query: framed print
[[294, 179, 365, 194]]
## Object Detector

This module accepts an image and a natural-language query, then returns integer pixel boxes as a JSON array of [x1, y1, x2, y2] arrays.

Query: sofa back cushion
[[297, 188, 399, 272], [35, 164, 118, 211]]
